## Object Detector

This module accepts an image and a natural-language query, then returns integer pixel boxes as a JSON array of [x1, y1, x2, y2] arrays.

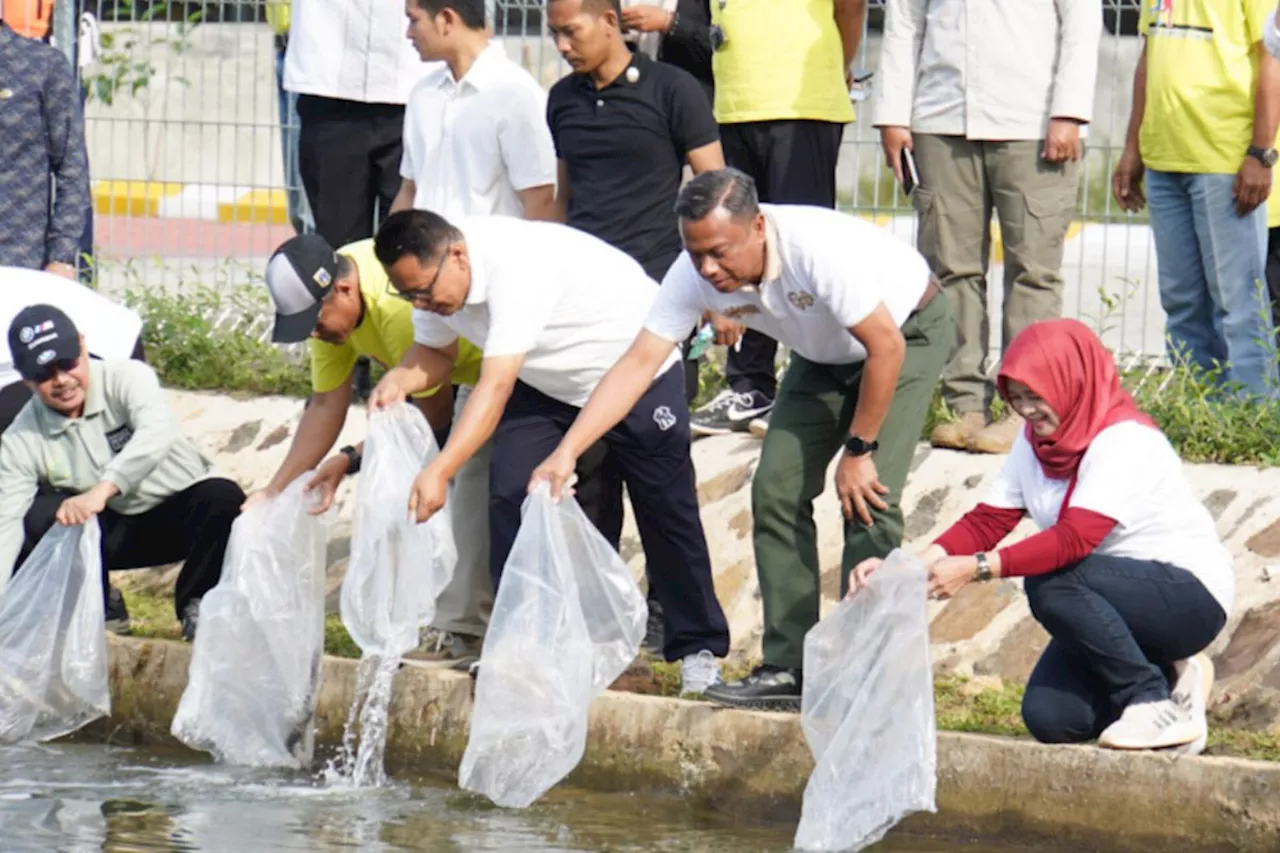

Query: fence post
[[51, 0, 78, 67]]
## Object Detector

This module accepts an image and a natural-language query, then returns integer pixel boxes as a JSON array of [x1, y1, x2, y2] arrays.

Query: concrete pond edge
[[93, 637, 1280, 852]]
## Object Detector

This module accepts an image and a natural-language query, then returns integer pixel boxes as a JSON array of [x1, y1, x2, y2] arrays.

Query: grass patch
[[123, 279, 310, 399]]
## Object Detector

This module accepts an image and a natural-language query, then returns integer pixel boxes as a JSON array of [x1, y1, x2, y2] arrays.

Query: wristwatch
[[844, 435, 879, 457], [339, 445, 362, 476], [1248, 145, 1279, 167], [974, 552, 993, 583]]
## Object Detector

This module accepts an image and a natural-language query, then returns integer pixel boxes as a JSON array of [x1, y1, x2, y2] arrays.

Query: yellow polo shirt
[[310, 240, 483, 396], [1139, 0, 1273, 175], [711, 0, 854, 125]]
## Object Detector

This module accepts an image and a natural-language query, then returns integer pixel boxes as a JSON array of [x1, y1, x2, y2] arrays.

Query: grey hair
[[673, 168, 760, 223]]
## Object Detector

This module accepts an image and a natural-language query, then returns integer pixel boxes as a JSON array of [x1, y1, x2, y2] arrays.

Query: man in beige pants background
[[873, 0, 1101, 454]]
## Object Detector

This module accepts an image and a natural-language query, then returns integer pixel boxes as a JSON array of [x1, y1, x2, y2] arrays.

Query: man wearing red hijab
[[854, 319, 1234, 753]]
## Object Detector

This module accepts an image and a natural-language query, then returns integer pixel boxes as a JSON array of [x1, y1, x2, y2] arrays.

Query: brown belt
[[913, 275, 941, 315]]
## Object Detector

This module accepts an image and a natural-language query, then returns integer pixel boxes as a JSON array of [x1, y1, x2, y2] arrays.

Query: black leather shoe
[[703, 664, 802, 712]]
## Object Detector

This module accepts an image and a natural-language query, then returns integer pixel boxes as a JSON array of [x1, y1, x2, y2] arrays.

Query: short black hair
[[413, 0, 486, 29], [552, 0, 622, 18], [334, 253, 354, 282], [673, 168, 760, 223], [374, 210, 465, 269]]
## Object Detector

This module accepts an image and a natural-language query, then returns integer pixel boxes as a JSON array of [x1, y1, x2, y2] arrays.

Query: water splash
[[321, 654, 400, 789]]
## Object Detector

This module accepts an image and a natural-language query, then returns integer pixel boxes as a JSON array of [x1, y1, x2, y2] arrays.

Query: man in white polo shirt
[[530, 168, 954, 711], [367, 209, 729, 696], [391, 0, 557, 221]]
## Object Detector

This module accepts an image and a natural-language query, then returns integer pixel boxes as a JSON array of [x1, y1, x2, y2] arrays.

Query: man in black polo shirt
[[547, 0, 725, 654]]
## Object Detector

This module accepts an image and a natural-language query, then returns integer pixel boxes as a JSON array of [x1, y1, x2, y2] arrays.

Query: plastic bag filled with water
[[794, 549, 937, 852], [340, 402, 457, 659], [458, 484, 647, 809], [0, 520, 109, 744], [171, 477, 332, 768]]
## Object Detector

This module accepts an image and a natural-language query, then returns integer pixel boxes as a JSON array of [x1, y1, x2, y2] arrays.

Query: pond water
[[0, 742, 1061, 853]]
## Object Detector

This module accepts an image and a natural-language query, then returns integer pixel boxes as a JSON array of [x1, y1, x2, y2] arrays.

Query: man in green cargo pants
[[526, 167, 952, 711]]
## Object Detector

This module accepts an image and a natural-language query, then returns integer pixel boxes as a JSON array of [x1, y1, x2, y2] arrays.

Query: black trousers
[[296, 95, 405, 248], [1266, 227, 1280, 334], [17, 478, 246, 619], [488, 368, 730, 661], [719, 119, 846, 400]]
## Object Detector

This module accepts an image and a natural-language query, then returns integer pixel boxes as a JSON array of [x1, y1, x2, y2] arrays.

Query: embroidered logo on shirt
[[787, 291, 815, 310], [652, 405, 677, 432], [105, 424, 134, 455], [0, 90, 12, 100], [721, 305, 760, 319]]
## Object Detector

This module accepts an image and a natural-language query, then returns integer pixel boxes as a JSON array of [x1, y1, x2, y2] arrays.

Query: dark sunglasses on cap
[[24, 357, 80, 384]]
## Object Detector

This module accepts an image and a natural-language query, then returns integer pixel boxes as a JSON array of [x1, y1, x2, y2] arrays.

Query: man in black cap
[[0, 265, 148, 634], [0, 305, 245, 640]]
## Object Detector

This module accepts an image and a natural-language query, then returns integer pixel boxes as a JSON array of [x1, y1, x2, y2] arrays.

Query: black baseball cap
[[264, 234, 340, 343], [9, 305, 83, 381]]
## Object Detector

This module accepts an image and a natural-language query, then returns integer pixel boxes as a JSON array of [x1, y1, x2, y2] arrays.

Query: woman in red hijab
[[853, 320, 1233, 752]]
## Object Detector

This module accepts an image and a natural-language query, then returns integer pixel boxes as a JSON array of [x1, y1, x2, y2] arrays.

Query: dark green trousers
[[751, 295, 953, 670]]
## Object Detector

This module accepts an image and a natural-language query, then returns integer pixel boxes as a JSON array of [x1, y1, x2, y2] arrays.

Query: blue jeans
[[1020, 554, 1226, 744], [275, 47, 313, 235], [1146, 169, 1276, 397]]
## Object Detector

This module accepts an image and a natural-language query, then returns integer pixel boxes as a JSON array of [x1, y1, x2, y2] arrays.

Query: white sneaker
[[1168, 654, 1215, 756], [1098, 698, 1200, 750], [679, 650, 723, 697]]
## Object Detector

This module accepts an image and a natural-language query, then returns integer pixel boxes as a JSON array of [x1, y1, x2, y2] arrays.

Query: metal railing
[[54, 0, 1161, 357]]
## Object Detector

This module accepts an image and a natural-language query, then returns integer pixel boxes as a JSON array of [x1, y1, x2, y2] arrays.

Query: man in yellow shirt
[[1113, 0, 1280, 397], [689, 0, 864, 437], [248, 233, 489, 667]]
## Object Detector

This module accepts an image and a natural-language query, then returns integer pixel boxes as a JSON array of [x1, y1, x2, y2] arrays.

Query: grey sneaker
[[180, 598, 201, 643], [404, 629, 484, 671], [105, 586, 132, 636]]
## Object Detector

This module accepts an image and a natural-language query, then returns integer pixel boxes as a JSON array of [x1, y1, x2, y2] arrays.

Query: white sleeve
[[412, 309, 458, 348], [644, 255, 706, 343], [1068, 423, 1167, 527], [400, 98, 419, 181], [483, 273, 563, 358], [981, 433, 1032, 510], [1268, 11, 1280, 59], [499, 83, 557, 192]]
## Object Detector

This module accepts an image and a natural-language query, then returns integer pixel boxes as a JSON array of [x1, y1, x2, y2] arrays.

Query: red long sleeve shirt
[[933, 502, 1118, 577]]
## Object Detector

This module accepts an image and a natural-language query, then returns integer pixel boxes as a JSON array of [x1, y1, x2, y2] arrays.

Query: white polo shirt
[[646, 204, 932, 365], [985, 422, 1235, 616], [412, 217, 681, 407], [283, 0, 428, 104], [401, 43, 556, 217], [0, 267, 142, 390]]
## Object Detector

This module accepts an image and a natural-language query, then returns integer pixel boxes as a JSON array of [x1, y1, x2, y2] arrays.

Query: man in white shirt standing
[[874, 0, 1100, 455], [284, 0, 428, 249], [367, 209, 730, 696], [529, 169, 953, 710], [391, 0, 556, 220], [386, 0, 560, 667]]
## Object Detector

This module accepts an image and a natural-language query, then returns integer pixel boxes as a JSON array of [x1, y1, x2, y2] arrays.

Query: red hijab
[[997, 319, 1156, 481]]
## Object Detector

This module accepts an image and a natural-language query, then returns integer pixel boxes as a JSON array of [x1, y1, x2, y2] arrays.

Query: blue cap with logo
[[8, 304, 82, 381]]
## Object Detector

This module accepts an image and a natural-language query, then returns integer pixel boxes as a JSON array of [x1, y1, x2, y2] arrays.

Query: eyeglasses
[[25, 357, 79, 384], [388, 254, 449, 307]]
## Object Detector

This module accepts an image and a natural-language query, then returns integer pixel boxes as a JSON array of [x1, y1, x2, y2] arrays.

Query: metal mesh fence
[[56, 0, 1161, 359]]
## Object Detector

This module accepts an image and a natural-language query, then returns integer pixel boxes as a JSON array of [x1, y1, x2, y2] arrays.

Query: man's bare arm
[[389, 178, 417, 215], [518, 184, 558, 221]]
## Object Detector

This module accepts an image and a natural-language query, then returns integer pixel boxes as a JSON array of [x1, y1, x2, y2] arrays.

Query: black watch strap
[[844, 435, 879, 456], [340, 445, 361, 476], [1248, 145, 1278, 167]]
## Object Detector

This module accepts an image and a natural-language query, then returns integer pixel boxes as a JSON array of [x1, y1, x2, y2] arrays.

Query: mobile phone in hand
[[899, 148, 920, 196]]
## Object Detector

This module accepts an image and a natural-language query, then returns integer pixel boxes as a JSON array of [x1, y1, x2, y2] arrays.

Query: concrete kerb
[[98, 636, 1280, 853]]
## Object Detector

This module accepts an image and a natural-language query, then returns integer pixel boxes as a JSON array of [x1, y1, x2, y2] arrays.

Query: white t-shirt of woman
[[983, 421, 1234, 615]]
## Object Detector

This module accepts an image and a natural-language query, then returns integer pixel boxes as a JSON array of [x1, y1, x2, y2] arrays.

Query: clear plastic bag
[[458, 485, 647, 808], [794, 549, 937, 852], [171, 477, 332, 768], [340, 403, 457, 658], [0, 520, 109, 744]]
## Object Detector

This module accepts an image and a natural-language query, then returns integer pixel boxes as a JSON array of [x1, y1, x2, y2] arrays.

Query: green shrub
[[124, 282, 310, 398]]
